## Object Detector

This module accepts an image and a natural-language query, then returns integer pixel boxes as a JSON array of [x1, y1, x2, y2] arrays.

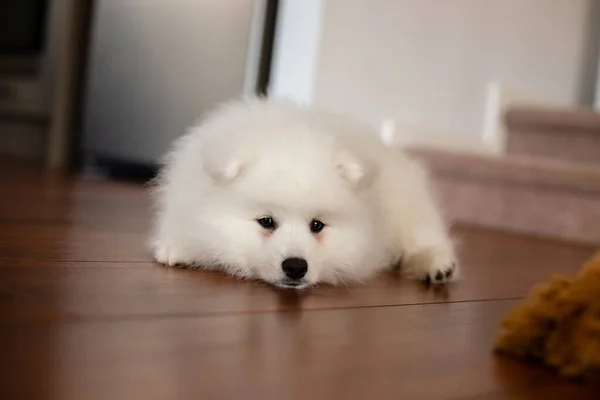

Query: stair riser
[[506, 128, 600, 165], [432, 174, 600, 245]]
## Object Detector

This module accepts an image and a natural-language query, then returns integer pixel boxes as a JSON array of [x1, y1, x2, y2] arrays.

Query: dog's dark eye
[[257, 216, 276, 230], [310, 219, 325, 233]]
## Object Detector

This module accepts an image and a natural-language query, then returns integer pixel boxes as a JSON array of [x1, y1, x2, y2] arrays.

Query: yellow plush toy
[[494, 251, 600, 383]]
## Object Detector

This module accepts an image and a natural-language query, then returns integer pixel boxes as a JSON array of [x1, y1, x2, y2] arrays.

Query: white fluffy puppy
[[151, 98, 457, 289]]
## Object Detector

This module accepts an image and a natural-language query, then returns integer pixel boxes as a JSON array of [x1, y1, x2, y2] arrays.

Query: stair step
[[505, 105, 600, 165], [409, 148, 600, 244]]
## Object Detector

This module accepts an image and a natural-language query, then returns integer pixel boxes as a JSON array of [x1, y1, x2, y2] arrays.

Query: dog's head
[[197, 132, 388, 289]]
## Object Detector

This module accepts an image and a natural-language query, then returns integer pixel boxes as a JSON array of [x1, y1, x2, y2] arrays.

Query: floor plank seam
[[0, 297, 523, 327]]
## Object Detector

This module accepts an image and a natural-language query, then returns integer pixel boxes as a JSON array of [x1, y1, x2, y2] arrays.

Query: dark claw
[[424, 274, 432, 285], [445, 268, 454, 278], [435, 271, 444, 281]]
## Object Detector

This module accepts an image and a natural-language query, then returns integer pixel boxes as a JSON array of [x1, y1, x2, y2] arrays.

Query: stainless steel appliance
[[81, 0, 274, 174]]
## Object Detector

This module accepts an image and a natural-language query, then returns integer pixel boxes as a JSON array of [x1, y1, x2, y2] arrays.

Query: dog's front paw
[[153, 241, 186, 267], [422, 261, 457, 284], [403, 248, 459, 284]]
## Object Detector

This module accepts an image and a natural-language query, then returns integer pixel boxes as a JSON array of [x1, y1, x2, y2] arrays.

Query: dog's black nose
[[281, 257, 308, 280]]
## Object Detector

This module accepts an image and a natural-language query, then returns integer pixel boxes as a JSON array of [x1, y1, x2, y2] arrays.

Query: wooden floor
[[1, 162, 599, 399]]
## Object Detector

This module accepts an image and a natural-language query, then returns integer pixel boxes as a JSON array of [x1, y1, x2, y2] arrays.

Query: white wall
[[310, 0, 597, 150]]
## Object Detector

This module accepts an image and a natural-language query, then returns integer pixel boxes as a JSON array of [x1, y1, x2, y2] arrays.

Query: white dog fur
[[151, 97, 457, 289]]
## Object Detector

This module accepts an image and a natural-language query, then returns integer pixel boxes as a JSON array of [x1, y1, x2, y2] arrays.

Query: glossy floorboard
[[0, 162, 598, 399]]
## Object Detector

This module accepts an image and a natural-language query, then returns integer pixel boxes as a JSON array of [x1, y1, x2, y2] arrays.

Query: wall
[[311, 0, 598, 150]]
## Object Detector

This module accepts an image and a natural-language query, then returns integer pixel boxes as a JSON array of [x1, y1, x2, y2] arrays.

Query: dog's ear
[[334, 150, 376, 188], [203, 148, 252, 183], [204, 158, 245, 182]]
